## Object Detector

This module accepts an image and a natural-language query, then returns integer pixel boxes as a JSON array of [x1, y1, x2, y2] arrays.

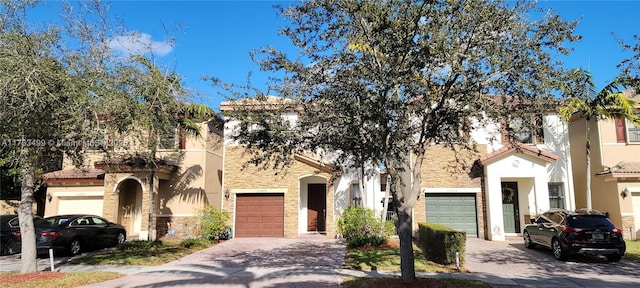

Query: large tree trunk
[[19, 154, 38, 274], [396, 203, 415, 283], [387, 150, 424, 283]]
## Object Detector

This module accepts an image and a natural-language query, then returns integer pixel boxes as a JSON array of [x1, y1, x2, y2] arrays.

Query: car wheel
[[68, 239, 82, 256], [2, 240, 15, 255], [606, 254, 622, 262], [523, 231, 535, 249], [552, 238, 566, 260], [116, 232, 126, 246]]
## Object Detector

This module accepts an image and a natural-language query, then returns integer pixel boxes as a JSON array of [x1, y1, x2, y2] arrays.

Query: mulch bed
[[0, 271, 65, 284]]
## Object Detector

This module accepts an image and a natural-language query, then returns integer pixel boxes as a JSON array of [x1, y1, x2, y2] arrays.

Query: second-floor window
[[502, 114, 544, 144], [159, 126, 177, 149], [616, 115, 640, 143]]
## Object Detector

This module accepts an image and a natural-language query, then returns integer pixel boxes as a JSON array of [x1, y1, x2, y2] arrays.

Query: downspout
[[564, 120, 576, 211], [596, 118, 605, 171]]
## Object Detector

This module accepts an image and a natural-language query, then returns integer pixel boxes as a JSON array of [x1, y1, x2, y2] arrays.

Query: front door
[[307, 184, 326, 232], [501, 182, 520, 233]]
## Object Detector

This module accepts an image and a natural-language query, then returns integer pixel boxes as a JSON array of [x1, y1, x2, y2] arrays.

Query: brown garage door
[[235, 193, 284, 237]]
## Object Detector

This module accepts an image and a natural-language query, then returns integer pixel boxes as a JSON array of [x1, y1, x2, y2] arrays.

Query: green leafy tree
[[120, 55, 214, 240], [559, 69, 640, 209], [0, 0, 214, 272], [0, 1, 95, 273], [218, 0, 579, 282]]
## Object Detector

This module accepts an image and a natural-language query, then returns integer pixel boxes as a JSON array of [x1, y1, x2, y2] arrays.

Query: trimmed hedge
[[418, 222, 466, 265]]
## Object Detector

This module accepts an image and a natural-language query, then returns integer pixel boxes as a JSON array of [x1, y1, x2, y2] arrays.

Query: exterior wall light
[[621, 187, 629, 199], [46, 192, 52, 202], [224, 189, 230, 200]]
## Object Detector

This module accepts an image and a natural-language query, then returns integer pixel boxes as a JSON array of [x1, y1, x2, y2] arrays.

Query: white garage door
[[58, 196, 103, 216]]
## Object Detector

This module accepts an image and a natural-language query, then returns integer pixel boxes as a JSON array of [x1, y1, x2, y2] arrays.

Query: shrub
[[337, 206, 395, 248], [196, 205, 231, 240], [418, 222, 466, 265], [180, 237, 211, 248]]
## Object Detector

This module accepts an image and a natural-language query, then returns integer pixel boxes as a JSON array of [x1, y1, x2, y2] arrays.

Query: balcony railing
[[385, 211, 397, 222]]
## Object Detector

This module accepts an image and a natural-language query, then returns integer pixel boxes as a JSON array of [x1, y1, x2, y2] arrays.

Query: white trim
[[422, 188, 481, 193], [297, 174, 329, 181], [231, 188, 288, 193], [626, 187, 640, 193], [55, 191, 104, 197], [113, 176, 147, 193]]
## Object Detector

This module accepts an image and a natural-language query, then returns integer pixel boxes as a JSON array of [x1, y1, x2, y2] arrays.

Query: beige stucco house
[[413, 107, 575, 241], [221, 96, 575, 241], [42, 121, 224, 240], [567, 90, 640, 240]]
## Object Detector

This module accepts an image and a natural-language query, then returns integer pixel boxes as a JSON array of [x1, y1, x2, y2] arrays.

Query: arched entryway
[[299, 175, 329, 235], [115, 178, 143, 238]]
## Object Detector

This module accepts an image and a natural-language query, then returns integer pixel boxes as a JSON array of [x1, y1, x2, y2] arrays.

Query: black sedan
[[36, 214, 126, 256], [522, 208, 626, 262], [1, 214, 43, 255]]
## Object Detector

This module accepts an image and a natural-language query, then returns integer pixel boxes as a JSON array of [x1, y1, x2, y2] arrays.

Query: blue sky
[[33, 0, 640, 111]]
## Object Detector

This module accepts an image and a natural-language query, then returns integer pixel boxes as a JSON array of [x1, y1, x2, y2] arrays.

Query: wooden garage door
[[235, 193, 284, 237], [425, 193, 477, 237], [58, 196, 104, 216]]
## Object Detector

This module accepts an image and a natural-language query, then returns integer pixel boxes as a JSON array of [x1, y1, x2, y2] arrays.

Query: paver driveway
[[78, 236, 347, 288], [465, 237, 640, 288]]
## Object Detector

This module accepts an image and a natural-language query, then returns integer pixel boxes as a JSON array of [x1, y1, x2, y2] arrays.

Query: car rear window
[[567, 215, 615, 229], [38, 217, 72, 227]]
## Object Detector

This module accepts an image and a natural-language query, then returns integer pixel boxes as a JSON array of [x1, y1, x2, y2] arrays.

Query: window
[[617, 115, 640, 143], [627, 115, 640, 143], [502, 114, 544, 144], [351, 182, 362, 206], [380, 174, 387, 193], [548, 183, 565, 209], [159, 126, 177, 149]]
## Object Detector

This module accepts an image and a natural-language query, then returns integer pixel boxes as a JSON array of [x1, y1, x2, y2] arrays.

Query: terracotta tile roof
[[42, 167, 105, 180], [597, 162, 640, 176], [477, 142, 559, 165]]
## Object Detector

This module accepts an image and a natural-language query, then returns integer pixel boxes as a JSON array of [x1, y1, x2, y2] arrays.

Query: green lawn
[[69, 238, 217, 266], [625, 240, 640, 262], [344, 239, 461, 272]]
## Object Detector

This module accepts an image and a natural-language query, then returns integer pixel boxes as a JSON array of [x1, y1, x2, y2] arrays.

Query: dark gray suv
[[522, 208, 626, 262]]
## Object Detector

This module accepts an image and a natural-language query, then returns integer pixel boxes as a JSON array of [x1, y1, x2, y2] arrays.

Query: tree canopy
[[0, 0, 214, 273], [219, 0, 580, 282]]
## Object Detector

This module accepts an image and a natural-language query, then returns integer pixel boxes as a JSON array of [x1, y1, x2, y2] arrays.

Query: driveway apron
[[77, 237, 347, 288], [465, 237, 640, 288]]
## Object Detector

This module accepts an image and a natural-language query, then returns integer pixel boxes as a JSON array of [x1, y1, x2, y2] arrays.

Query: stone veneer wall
[[621, 215, 636, 240], [156, 215, 199, 239], [102, 171, 158, 239], [223, 146, 335, 238], [416, 144, 487, 239]]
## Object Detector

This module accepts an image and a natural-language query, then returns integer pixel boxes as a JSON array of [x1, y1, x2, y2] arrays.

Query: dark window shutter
[[615, 118, 627, 143], [535, 114, 544, 144]]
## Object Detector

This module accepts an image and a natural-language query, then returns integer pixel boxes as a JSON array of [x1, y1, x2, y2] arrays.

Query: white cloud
[[108, 33, 174, 57]]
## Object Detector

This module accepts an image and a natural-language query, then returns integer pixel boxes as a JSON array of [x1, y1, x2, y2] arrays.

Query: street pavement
[[1, 236, 640, 287]]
